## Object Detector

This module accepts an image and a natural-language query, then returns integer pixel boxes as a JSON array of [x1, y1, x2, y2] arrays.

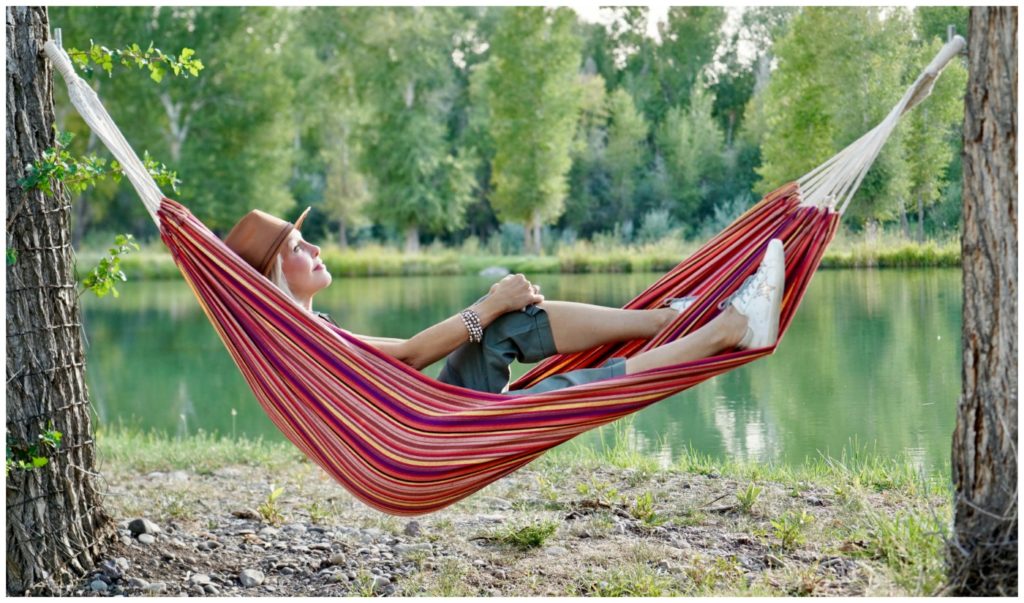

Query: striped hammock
[[44, 34, 964, 515]]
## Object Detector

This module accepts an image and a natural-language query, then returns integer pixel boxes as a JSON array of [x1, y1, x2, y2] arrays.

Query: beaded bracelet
[[460, 309, 483, 343]]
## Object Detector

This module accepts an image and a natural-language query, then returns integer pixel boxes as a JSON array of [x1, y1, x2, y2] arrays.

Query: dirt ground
[[60, 455, 927, 597]]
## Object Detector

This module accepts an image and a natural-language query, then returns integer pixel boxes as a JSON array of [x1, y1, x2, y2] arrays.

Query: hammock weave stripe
[[154, 186, 835, 513], [42, 33, 965, 515]]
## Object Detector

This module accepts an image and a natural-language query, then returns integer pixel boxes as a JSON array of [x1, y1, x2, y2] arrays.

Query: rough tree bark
[[945, 6, 1017, 596], [6, 6, 114, 595]]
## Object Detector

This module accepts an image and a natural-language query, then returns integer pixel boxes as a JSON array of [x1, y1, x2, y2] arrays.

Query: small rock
[[403, 521, 421, 537], [127, 577, 149, 589], [494, 569, 507, 580], [543, 546, 569, 556], [282, 523, 308, 535], [805, 495, 826, 506], [370, 576, 391, 595], [128, 518, 162, 536], [168, 470, 190, 481], [394, 543, 433, 557], [203, 584, 220, 595], [765, 554, 785, 568], [115, 557, 130, 572], [143, 582, 166, 594], [331, 571, 348, 583], [477, 514, 505, 524], [190, 583, 206, 596], [310, 542, 332, 551], [329, 554, 346, 566], [100, 558, 123, 581], [188, 574, 212, 586], [90, 579, 109, 592], [239, 569, 265, 588], [231, 508, 262, 520], [473, 559, 487, 567], [120, 536, 133, 546], [137, 534, 156, 545]]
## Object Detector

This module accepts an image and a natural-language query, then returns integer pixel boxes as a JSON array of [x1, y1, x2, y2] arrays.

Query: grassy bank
[[75, 235, 960, 281], [95, 422, 952, 596]]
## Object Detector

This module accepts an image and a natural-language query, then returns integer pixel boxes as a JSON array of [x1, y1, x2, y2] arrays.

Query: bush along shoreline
[[76, 238, 961, 281], [77, 423, 951, 596]]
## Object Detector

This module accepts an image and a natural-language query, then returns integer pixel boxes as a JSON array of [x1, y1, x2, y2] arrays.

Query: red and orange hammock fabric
[[158, 182, 837, 515]]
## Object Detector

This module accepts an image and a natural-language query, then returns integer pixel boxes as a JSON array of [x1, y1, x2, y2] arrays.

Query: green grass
[[493, 519, 559, 550], [74, 234, 960, 281], [95, 420, 303, 476]]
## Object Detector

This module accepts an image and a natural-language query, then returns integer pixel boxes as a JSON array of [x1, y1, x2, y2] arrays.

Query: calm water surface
[[82, 269, 960, 476]]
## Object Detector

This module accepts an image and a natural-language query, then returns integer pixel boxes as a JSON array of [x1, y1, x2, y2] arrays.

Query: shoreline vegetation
[[87, 422, 952, 596], [77, 236, 961, 281]]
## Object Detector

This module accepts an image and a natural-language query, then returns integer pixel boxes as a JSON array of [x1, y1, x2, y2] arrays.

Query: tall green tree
[[484, 7, 583, 254], [604, 88, 649, 226], [349, 7, 476, 253], [287, 7, 370, 247], [52, 6, 298, 233], [752, 7, 916, 224], [900, 36, 968, 240], [649, 7, 726, 121], [657, 85, 725, 230]]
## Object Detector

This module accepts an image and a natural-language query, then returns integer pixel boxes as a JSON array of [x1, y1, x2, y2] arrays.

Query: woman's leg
[[624, 306, 747, 374], [539, 301, 677, 354]]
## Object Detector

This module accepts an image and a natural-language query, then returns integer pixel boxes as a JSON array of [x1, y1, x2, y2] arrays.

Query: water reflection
[[82, 269, 961, 475]]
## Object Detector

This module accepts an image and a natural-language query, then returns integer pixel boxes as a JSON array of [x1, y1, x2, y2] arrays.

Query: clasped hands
[[482, 273, 544, 315]]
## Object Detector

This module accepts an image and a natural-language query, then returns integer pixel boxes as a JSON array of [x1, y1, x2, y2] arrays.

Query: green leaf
[[7, 248, 18, 266], [149, 62, 165, 83], [32, 457, 49, 468]]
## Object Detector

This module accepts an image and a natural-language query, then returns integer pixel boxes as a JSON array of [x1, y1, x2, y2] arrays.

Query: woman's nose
[[310, 244, 321, 257]]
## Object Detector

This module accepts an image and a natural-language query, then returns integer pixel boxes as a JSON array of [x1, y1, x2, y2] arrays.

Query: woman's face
[[279, 230, 331, 300]]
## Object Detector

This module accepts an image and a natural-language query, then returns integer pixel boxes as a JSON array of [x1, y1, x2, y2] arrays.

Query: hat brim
[[294, 206, 311, 230], [261, 206, 313, 276]]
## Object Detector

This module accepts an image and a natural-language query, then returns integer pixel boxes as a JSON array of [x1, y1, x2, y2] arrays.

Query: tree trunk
[[945, 6, 1017, 596], [6, 7, 114, 595], [337, 218, 348, 249], [898, 199, 910, 239], [403, 224, 419, 254], [916, 192, 925, 242]]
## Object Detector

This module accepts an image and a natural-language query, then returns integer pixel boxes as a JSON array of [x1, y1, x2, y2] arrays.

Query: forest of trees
[[50, 6, 968, 254]]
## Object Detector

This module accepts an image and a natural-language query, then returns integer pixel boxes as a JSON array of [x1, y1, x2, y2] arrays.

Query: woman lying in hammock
[[224, 207, 785, 395]]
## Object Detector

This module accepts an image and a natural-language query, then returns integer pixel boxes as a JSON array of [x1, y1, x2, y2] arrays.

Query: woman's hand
[[483, 273, 544, 314]]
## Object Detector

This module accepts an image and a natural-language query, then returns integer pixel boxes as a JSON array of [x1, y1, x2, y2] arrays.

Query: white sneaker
[[727, 239, 785, 349], [666, 296, 697, 313]]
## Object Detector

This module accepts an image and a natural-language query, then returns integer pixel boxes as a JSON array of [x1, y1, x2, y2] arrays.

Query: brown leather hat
[[224, 207, 311, 276]]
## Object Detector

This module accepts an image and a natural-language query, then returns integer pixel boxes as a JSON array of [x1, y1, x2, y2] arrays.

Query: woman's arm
[[352, 274, 544, 370]]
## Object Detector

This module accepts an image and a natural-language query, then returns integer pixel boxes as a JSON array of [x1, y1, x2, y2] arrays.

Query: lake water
[[81, 269, 961, 477]]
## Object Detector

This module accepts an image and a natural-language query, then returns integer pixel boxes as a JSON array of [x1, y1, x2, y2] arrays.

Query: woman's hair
[[268, 253, 297, 301]]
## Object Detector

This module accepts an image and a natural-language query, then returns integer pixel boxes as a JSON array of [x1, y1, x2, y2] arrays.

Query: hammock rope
[[43, 34, 965, 515]]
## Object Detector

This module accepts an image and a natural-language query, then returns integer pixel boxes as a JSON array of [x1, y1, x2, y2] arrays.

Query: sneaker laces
[[717, 273, 758, 311]]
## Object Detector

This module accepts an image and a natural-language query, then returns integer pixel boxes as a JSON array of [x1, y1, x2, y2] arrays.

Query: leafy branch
[[81, 234, 141, 299], [18, 129, 180, 196], [67, 41, 203, 82], [6, 421, 63, 476]]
